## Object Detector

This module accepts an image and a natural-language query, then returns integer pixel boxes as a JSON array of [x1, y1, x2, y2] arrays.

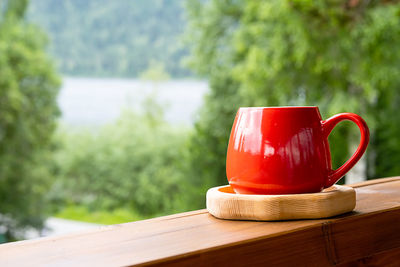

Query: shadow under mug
[[226, 106, 369, 195]]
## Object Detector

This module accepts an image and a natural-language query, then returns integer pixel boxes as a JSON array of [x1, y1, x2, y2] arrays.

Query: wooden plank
[[328, 208, 400, 265], [147, 226, 331, 267], [0, 177, 399, 267], [337, 247, 400, 267], [346, 176, 400, 188]]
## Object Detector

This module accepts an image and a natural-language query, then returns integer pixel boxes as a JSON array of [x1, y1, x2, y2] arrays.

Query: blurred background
[[1, 0, 399, 242]]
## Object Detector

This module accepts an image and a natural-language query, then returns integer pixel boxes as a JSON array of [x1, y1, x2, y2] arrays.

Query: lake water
[[58, 77, 209, 126]]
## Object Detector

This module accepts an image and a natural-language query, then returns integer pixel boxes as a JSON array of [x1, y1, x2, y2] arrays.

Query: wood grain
[[337, 246, 400, 267], [0, 177, 398, 267], [207, 184, 356, 221]]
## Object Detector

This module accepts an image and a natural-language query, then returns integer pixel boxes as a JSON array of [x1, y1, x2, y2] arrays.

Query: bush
[[50, 107, 191, 220]]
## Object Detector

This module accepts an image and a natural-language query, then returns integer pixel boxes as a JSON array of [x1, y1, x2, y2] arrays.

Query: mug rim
[[239, 106, 318, 110]]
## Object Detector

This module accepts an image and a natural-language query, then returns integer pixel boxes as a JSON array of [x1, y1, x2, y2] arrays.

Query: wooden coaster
[[206, 185, 355, 221]]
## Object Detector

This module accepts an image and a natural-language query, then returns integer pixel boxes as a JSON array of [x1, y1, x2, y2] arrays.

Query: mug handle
[[322, 113, 370, 188]]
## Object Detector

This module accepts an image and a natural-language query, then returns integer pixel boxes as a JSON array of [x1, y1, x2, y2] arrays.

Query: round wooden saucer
[[206, 185, 355, 221]]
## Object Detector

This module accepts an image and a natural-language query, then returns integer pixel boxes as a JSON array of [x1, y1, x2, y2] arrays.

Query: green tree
[[185, 0, 400, 202], [27, 0, 191, 78], [0, 0, 60, 239], [183, 1, 246, 207]]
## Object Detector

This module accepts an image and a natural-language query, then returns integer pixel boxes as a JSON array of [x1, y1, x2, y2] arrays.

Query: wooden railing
[[0, 177, 399, 266]]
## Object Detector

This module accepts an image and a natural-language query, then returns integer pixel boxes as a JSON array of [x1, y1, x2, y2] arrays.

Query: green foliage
[[183, 1, 246, 207], [0, 0, 60, 238], [185, 0, 400, 190], [27, 0, 191, 78], [140, 61, 171, 82], [185, 73, 243, 207], [51, 106, 190, 218]]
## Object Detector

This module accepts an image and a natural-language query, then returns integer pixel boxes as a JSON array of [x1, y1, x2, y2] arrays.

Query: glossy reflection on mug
[[226, 107, 369, 195]]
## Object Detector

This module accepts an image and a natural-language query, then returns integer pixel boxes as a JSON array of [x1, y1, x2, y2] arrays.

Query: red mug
[[226, 106, 369, 194]]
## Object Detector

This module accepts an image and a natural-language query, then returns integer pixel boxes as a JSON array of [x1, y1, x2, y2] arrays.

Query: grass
[[55, 205, 144, 225]]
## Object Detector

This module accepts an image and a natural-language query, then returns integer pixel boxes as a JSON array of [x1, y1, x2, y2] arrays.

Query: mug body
[[226, 106, 331, 194]]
